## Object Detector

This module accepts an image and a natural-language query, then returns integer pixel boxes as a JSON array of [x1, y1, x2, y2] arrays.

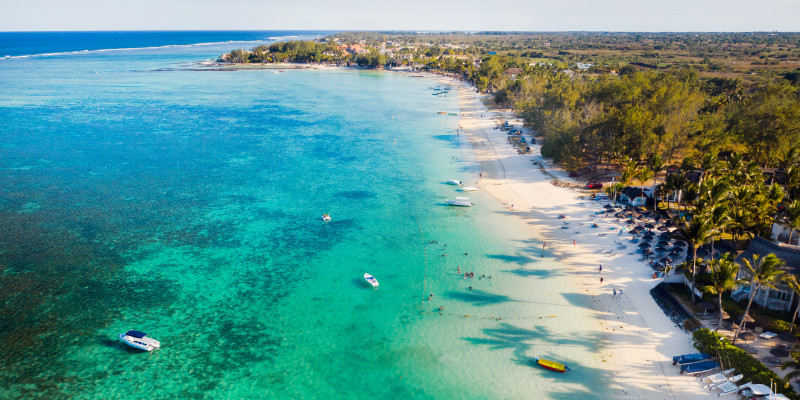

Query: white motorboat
[[447, 197, 473, 207], [322, 214, 331, 222], [446, 179, 462, 186], [364, 273, 379, 287], [458, 186, 478, 192], [119, 330, 160, 351]]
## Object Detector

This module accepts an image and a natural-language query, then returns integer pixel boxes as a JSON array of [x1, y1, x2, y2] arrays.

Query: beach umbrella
[[604, 204, 613, 209], [698, 301, 714, 310], [645, 223, 656, 229], [778, 332, 798, 343], [659, 256, 673, 264], [739, 314, 755, 324], [642, 249, 654, 255], [658, 226, 670, 231], [738, 332, 756, 342], [674, 241, 686, 247], [770, 346, 791, 358], [626, 219, 635, 224], [658, 240, 670, 246], [655, 245, 667, 252], [638, 242, 651, 248], [643, 232, 655, 238]]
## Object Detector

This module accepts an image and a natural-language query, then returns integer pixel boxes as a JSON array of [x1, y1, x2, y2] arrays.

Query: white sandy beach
[[432, 77, 715, 399]]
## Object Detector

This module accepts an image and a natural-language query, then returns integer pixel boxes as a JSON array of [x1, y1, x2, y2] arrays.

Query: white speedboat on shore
[[364, 273, 379, 287], [458, 186, 478, 192], [119, 330, 160, 351], [446, 179, 462, 186], [447, 197, 473, 207]]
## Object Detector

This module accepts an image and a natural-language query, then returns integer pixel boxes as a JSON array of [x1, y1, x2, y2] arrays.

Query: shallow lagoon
[[0, 39, 611, 399]]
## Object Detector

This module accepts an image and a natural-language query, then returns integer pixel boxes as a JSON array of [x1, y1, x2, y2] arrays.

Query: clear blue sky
[[2, 0, 798, 32]]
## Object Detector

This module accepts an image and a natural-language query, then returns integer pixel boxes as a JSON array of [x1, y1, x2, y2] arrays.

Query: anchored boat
[[364, 273, 379, 287], [447, 197, 473, 207], [119, 330, 160, 352]]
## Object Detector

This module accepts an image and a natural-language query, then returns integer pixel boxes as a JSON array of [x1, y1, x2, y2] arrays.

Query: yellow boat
[[536, 358, 570, 373]]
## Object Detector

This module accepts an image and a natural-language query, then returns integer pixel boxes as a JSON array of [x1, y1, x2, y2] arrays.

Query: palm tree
[[732, 253, 786, 344], [785, 275, 800, 334], [701, 253, 742, 331], [781, 355, 800, 388], [649, 154, 665, 208], [638, 167, 654, 208], [706, 203, 729, 261], [621, 157, 638, 186], [673, 216, 719, 304]]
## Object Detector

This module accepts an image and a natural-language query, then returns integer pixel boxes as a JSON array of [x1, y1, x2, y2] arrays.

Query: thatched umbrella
[[658, 239, 671, 246], [697, 301, 714, 317], [658, 226, 670, 231], [771, 346, 791, 358], [638, 242, 651, 248], [674, 241, 686, 247], [778, 332, 798, 343], [739, 314, 755, 324]]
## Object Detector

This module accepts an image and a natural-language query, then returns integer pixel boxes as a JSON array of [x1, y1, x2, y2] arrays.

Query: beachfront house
[[772, 221, 800, 246], [731, 237, 800, 313], [619, 186, 653, 207]]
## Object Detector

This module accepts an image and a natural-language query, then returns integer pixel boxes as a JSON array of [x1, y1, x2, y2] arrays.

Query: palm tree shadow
[[444, 289, 515, 306]]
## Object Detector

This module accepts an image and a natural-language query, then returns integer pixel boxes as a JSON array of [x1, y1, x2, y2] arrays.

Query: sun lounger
[[760, 331, 777, 339]]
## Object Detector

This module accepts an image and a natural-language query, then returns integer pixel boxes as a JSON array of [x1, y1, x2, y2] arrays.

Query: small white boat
[[119, 330, 160, 351], [458, 186, 478, 192], [446, 179, 462, 186], [447, 197, 473, 207], [364, 273, 379, 287], [322, 214, 331, 222]]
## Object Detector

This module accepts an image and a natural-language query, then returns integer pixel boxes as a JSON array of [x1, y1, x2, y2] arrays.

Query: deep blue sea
[[0, 31, 611, 399]]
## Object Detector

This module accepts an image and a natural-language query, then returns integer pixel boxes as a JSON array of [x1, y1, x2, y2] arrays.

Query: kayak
[[535, 358, 570, 373]]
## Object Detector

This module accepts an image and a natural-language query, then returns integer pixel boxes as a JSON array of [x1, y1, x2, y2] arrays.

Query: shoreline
[[436, 76, 713, 399], [201, 62, 716, 397]]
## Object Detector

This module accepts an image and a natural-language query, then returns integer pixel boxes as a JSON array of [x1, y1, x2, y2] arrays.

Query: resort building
[[619, 186, 653, 207], [731, 236, 800, 313]]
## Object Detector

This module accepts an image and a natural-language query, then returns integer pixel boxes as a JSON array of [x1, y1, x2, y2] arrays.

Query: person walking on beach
[[599, 264, 602, 273], [613, 288, 616, 296], [619, 289, 623, 296], [542, 242, 547, 250]]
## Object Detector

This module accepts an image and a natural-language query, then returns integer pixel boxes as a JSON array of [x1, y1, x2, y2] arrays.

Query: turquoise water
[[0, 39, 612, 399]]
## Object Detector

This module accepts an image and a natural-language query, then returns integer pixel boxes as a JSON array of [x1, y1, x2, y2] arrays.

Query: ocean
[[0, 31, 611, 399]]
